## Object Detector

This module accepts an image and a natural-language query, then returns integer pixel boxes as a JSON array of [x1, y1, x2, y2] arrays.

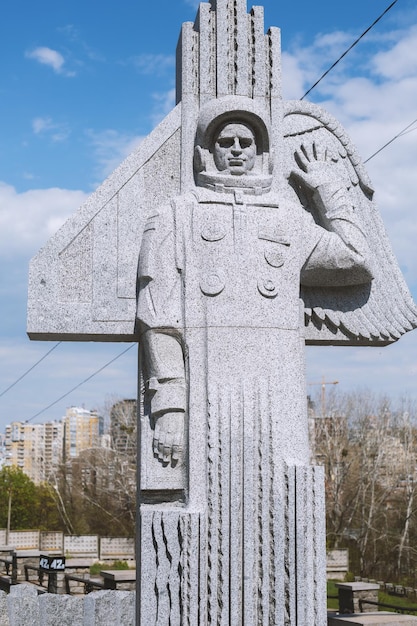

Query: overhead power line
[[0, 342, 62, 398], [364, 117, 417, 163], [25, 343, 136, 424], [301, 0, 398, 100]]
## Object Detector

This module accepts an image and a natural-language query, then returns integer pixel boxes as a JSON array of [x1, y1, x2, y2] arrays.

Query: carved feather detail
[[284, 100, 417, 346]]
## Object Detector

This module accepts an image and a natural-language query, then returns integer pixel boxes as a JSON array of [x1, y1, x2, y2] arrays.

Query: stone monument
[[27, 1, 417, 625]]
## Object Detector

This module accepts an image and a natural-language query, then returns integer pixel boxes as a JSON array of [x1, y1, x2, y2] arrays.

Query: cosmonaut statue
[[137, 96, 374, 467], [26, 1, 417, 622]]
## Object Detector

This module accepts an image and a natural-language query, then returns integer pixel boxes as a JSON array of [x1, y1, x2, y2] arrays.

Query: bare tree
[[312, 389, 417, 580], [50, 397, 137, 536]]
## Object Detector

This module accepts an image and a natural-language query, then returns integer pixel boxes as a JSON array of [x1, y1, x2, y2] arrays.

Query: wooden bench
[[0, 552, 17, 587], [100, 569, 136, 590], [0, 575, 12, 592], [0, 557, 13, 575], [24, 564, 45, 587], [64, 569, 136, 594], [64, 573, 106, 595]]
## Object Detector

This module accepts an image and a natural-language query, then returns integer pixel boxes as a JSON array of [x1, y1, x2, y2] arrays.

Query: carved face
[[213, 123, 257, 176]]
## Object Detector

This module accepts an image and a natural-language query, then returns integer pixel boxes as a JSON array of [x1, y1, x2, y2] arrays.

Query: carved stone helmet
[[194, 96, 273, 193]]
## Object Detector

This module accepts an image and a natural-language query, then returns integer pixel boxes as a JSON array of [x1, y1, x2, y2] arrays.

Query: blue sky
[[1, 0, 417, 430]]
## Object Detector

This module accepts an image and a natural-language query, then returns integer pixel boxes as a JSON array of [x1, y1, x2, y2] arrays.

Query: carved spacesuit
[[137, 100, 373, 465]]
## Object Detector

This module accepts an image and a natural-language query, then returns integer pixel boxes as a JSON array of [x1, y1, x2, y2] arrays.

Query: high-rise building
[[4, 420, 63, 484], [0, 432, 8, 470], [43, 421, 65, 477], [62, 406, 103, 461], [3, 407, 104, 484]]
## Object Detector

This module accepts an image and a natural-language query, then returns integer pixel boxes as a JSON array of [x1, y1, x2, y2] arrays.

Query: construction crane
[[307, 376, 339, 417]]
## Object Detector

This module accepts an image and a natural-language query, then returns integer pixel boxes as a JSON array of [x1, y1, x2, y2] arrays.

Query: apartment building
[[4, 420, 63, 484], [62, 406, 103, 461]]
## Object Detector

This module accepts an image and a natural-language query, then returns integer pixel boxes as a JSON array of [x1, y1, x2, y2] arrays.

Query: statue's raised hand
[[153, 411, 184, 466], [291, 142, 340, 190], [291, 141, 350, 223]]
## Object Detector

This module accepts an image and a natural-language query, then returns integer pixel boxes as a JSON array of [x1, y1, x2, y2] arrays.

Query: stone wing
[[27, 106, 182, 341], [283, 100, 417, 346]]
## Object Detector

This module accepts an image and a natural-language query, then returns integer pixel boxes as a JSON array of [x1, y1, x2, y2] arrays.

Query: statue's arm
[[140, 329, 186, 464], [137, 207, 186, 465], [301, 184, 374, 287], [291, 143, 374, 287]]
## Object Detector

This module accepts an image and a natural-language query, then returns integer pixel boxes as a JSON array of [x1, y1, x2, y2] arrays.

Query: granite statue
[[27, 1, 417, 624], [137, 98, 375, 466]]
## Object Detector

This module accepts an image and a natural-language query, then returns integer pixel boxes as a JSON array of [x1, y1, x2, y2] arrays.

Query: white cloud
[[183, 0, 200, 8], [282, 30, 354, 101], [151, 88, 176, 127], [282, 21, 417, 290], [86, 88, 175, 181], [371, 25, 417, 80], [0, 339, 138, 428], [58, 24, 106, 63], [86, 129, 144, 180], [281, 51, 307, 101], [306, 330, 417, 402], [32, 117, 53, 134], [131, 53, 175, 76], [25, 47, 75, 76], [32, 117, 70, 142], [0, 183, 88, 259], [313, 30, 353, 55], [281, 20, 417, 398], [59, 24, 79, 41]]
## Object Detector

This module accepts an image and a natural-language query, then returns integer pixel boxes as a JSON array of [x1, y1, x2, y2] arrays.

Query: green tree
[[34, 482, 63, 530], [0, 466, 62, 531]]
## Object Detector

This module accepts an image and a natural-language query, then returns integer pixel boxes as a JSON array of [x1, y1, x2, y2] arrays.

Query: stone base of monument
[[140, 463, 327, 624], [0, 584, 135, 626], [328, 613, 417, 625]]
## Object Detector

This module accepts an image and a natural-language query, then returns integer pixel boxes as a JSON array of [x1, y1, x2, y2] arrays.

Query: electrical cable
[[364, 117, 417, 163], [24, 343, 136, 423], [301, 0, 398, 100], [0, 342, 62, 398]]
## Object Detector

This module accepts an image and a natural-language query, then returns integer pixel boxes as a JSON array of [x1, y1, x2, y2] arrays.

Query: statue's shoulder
[[144, 195, 193, 229], [170, 191, 200, 207]]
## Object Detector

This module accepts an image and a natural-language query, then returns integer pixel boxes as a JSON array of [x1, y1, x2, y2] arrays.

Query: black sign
[[39, 555, 66, 571]]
